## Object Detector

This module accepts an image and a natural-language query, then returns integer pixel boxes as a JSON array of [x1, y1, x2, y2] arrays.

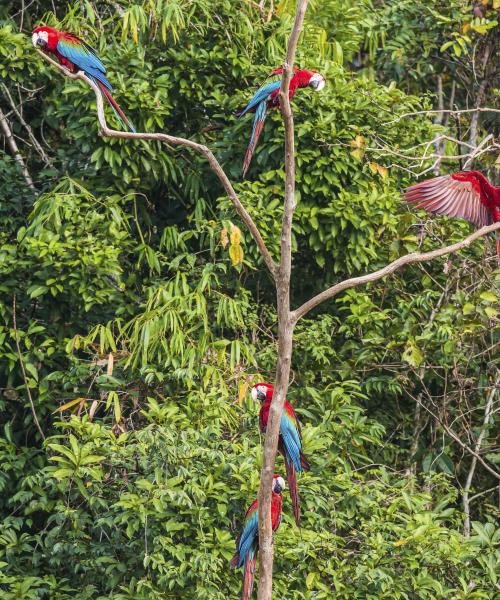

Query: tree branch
[[1, 83, 52, 166], [292, 222, 500, 322], [383, 106, 500, 126], [0, 106, 36, 190], [35, 49, 277, 278], [408, 388, 499, 482]]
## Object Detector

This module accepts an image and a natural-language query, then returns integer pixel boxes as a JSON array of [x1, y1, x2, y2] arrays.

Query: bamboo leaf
[[53, 397, 88, 414]]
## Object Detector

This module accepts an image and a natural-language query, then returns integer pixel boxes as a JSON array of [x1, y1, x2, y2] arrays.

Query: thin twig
[[462, 375, 498, 536], [408, 389, 499, 482], [1, 83, 53, 165], [12, 295, 45, 441], [384, 106, 500, 126]]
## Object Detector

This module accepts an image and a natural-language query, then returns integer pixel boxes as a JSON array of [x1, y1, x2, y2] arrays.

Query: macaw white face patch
[[310, 73, 326, 91], [275, 476, 285, 490], [32, 31, 48, 47], [251, 387, 259, 401]]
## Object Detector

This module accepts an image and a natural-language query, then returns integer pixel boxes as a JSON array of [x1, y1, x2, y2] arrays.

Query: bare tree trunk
[[257, 2, 309, 597]]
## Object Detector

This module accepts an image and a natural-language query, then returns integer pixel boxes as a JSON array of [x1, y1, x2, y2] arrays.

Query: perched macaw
[[32, 26, 135, 132], [237, 67, 325, 177], [230, 474, 285, 600], [252, 382, 310, 527], [403, 170, 500, 257]]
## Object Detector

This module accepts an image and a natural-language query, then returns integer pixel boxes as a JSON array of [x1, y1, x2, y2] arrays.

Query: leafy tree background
[[0, 1, 498, 598]]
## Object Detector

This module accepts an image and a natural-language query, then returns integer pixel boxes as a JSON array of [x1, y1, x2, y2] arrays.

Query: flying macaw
[[230, 474, 285, 600], [252, 382, 310, 527], [237, 67, 325, 177], [32, 26, 135, 132], [403, 170, 500, 257]]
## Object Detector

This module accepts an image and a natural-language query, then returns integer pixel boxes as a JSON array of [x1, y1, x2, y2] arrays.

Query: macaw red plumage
[[237, 67, 325, 177], [252, 382, 310, 527], [32, 26, 135, 132], [230, 474, 284, 600], [403, 170, 500, 257]]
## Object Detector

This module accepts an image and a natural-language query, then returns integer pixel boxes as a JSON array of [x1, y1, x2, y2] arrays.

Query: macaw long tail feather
[[229, 553, 240, 568], [242, 101, 268, 177], [301, 450, 311, 471], [285, 455, 301, 527], [242, 552, 257, 600], [95, 79, 136, 133]]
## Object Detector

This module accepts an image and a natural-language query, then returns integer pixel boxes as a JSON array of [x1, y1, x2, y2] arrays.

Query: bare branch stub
[[34, 49, 278, 278]]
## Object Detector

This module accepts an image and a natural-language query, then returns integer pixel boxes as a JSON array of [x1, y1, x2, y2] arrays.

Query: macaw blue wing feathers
[[238, 79, 281, 117], [280, 411, 303, 473], [56, 39, 111, 90], [236, 508, 258, 567]]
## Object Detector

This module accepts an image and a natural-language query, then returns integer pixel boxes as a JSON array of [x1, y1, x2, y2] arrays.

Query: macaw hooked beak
[[309, 73, 326, 91]]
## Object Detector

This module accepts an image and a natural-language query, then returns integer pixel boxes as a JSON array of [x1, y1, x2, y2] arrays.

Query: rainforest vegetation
[[0, 1, 499, 598]]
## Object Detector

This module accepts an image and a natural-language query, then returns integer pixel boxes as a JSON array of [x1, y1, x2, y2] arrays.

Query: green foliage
[[0, 1, 498, 598]]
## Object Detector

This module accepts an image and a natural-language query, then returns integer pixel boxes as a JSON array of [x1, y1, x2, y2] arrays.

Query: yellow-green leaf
[[114, 394, 121, 423], [238, 381, 249, 405], [480, 291, 497, 303], [229, 244, 244, 266], [230, 225, 242, 247], [463, 303, 475, 315], [402, 342, 424, 367]]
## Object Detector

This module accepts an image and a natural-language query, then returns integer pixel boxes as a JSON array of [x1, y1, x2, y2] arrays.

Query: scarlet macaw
[[404, 170, 500, 257], [230, 474, 285, 600], [237, 67, 325, 177], [32, 26, 135, 132], [252, 382, 310, 527]]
